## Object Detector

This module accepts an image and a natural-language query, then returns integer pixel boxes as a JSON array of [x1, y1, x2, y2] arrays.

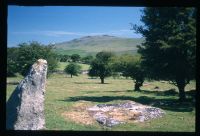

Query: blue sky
[[8, 6, 144, 47]]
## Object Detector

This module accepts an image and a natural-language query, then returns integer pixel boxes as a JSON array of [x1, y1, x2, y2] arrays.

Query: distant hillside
[[53, 35, 144, 56]]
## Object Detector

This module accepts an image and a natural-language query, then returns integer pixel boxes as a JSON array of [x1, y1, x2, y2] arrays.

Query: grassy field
[[54, 49, 89, 57], [56, 62, 90, 71], [6, 65, 196, 131], [54, 36, 144, 57]]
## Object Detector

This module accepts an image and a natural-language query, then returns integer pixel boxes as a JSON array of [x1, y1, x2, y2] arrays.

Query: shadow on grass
[[129, 89, 179, 96], [103, 89, 179, 97], [106, 90, 132, 93], [98, 89, 179, 96], [84, 91, 101, 94], [61, 96, 133, 103], [74, 82, 110, 84], [60, 95, 195, 112], [125, 89, 195, 98], [133, 96, 195, 112], [105, 90, 139, 93], [185, 89, 196, 98], [6, 81, 20, 85]]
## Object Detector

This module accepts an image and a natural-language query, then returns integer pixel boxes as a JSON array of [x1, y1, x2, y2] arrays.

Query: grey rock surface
[[96, 116, 123, 127], [6, 59, 48, 130], [87, 101, 165, 127]]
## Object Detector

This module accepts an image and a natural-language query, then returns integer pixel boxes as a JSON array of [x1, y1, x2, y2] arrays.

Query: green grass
[[54, 49, 88, 57], [53, 36, 144, 57], [6, 74, 195, 131], [56, 62, 90, 71]]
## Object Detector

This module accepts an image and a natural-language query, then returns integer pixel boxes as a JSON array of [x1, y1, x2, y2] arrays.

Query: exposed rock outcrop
[[87, 101, 165, 127], [6, 59, 48, 130], [62, 100, 165, 128]]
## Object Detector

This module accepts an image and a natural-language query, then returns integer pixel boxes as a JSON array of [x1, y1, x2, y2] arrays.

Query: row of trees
[[7, 42, 94, 77], [61, 51, 142, 87], [59, 54, 94, 64], [132, 7, 196, 101], [87, 52, 144, 91], [63, 51, 144, 91], [86, 7, 196, 101], [7, 42, 59, 77]]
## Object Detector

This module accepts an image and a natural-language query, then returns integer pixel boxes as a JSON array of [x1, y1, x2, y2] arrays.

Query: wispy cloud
[[12, 31, 83, 37], [11, 29, 141, 38]]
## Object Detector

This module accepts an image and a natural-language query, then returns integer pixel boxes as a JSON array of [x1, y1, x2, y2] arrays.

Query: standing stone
[[6, 59, 48, 130]]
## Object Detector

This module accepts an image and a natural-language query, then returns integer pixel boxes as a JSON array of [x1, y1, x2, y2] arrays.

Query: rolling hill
[[53, 35, 144, 56]]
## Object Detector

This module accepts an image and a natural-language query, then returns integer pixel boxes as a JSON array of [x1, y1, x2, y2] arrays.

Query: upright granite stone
[[6, 59, 48, 130]]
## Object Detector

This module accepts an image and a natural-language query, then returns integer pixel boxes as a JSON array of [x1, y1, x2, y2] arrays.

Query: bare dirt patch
[[61, 100, 95, 125], [62, 111, 95, 125], [106, 108, 141, 122]]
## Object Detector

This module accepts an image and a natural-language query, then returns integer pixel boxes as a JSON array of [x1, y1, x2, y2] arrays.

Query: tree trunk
[[176, 79, 186, 101], [100, 77, 104, 84], [134, 83, 141, 91], [134, 79, 144, 91], [177, 83, 186, 101], [134, 82, 143, 91], [71, 74, 72, 78]]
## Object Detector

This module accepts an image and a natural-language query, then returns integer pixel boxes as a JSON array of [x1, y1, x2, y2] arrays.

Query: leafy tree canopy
[[110, 54, 145, 90], [64, 63, 81, 78], [88, 51, 114, 83], [71, 54, 81, 62], [81, 55, 94, 64], [7, 41, 59, 77], [7, 47, 19, 76], [133, 7, 196, 100], [59, 54, 70, 62]]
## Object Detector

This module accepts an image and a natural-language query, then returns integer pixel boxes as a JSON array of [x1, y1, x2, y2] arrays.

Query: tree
[[64, 63, 81, 78], [88, 68, 98, 79], [12, 41, 59, 77], [71, 54, 81, 62], [124, 57, 145, 91], [7, 47, 19, 76], [133, 8, 196, 100], [81, 55, 94, 64], [110, 54, 145, 90], [88, 51, 113, 84], [60, 55, 70, 62]]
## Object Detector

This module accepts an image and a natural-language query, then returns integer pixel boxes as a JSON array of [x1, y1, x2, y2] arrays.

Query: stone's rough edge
[[37, 59, 47, 64], [6, 59, 48, 130], [32, 59, 48, 73]]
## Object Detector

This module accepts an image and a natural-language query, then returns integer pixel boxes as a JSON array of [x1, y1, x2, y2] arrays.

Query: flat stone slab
[[87, 101, 165, 127]]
